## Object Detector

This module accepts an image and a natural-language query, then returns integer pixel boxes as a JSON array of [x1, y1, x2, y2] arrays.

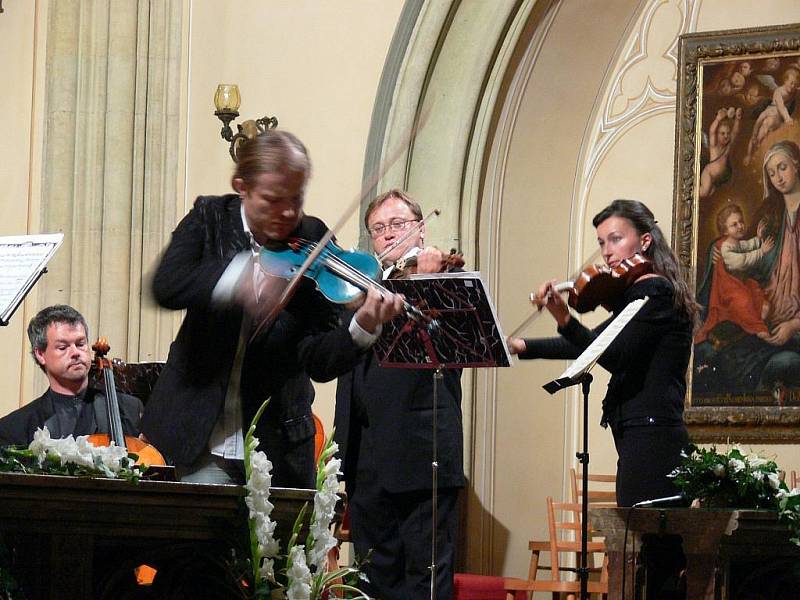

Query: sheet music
[[377, 271, 512, 368], [0, 234, 63, 324], [555, 296, 649, 383], [409, 270, 513, 366]]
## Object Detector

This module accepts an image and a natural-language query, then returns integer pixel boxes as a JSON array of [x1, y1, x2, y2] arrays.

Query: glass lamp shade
[[214, 84, 241, 113]]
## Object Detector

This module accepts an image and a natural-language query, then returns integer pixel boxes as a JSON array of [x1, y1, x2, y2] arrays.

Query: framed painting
[[673, 23, 800, 443]]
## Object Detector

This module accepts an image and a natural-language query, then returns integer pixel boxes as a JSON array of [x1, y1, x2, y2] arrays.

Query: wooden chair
[[569, 468, 617, 507], [790, 470, 798, 490], [504, 496, 608, 599]]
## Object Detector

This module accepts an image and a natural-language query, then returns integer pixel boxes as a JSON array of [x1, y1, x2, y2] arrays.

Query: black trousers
[[612, 423, 689, 507], [349, 467, 459, 600], [612, 423, 689, 599]]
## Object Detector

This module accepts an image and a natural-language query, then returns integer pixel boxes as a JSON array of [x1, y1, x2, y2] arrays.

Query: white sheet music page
[[0, 234, 63, 323], [557, 296, 650, 382]]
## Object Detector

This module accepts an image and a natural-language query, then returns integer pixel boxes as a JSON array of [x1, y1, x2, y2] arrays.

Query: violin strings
[[294, 239, 424, 318], [293, 239, 392, 296]]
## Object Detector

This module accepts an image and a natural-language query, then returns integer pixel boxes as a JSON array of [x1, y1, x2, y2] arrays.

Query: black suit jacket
[[142, 194, 364, 487], [335, 332, 464, 494], [0, 387, 142, 446]]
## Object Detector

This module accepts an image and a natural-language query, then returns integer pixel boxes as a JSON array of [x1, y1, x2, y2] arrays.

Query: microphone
[[631, 492, 687, 508]]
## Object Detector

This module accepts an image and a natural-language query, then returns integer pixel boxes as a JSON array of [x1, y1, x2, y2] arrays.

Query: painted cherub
[[743, 67, 800, 166], [699, 107, 742, 199], [695, 204, 774, 344]]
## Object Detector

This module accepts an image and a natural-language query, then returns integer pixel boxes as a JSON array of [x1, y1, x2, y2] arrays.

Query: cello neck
[[92, 338, 127, 450]]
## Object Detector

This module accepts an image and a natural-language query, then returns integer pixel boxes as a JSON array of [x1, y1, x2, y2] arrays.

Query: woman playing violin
[[508, 199, 700, 507], [142, 131, 403, 487], [509, 200, 699, 596]]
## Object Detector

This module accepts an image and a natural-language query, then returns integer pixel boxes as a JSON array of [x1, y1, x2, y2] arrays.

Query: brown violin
[[388, 248, 465, 279], [551, 253, 652, 313], [87, 338, 166, 467]]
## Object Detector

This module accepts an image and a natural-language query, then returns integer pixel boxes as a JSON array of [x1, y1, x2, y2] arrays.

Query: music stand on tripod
[[542, 296, 649, 600], [376, 271, 511, 600]]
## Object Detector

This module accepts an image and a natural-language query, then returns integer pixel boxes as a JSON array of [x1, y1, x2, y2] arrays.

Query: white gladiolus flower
[[287, 546, 312, 600], [712, 463, 726, 477], [245, 447, 280, 582], [767, 472, 781, 490], [307, 456, 342, 572], [27, 427, 134, 477], [241, 405, 361, 599]]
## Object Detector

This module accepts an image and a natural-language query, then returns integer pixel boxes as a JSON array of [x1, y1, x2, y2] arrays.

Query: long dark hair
[[592, 199, 700, 323]]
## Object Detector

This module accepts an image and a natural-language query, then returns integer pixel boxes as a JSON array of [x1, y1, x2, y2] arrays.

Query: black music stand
[[377, 272, 510, 600], [543, 296, 649, 600]]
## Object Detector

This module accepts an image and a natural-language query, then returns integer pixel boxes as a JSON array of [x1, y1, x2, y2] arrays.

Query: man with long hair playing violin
[[142, 130, 403, 487], [0, 305, 142, 445], [335, 189, 464, 600]]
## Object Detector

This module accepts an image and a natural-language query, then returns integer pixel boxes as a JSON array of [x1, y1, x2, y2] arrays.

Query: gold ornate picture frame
[[674, 23, 800, 443]]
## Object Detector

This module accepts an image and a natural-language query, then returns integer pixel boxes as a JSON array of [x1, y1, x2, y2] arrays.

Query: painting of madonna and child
[[692, 53, 800, 408]]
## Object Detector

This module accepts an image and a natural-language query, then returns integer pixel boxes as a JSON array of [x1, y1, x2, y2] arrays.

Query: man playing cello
[[0, 304, 142, 445]]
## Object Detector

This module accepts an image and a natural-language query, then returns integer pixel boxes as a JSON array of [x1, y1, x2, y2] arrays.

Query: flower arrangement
[[0, 426, 143, 481], [243, 400, 370, 600], [669, 444, 800, 545]]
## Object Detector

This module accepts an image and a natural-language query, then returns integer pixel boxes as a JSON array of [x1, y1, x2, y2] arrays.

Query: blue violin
[[259, 238, 381, 304], [258, 238, 435, 328]]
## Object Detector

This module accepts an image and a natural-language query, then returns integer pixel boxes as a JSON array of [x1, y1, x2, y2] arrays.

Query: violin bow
[[250, 104, 434, 341], [375, 208, 441, 264], [507, 247, 603, 339]]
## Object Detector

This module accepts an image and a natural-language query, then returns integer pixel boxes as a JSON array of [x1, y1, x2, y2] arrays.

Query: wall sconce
[[213, 84, 278, 162]]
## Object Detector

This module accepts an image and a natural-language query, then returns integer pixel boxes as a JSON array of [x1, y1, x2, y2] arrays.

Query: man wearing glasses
[[335, 189, 464, 600]]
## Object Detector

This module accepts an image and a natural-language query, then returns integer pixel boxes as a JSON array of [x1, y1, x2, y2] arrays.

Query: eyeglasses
[[367, 218, 419, 238]]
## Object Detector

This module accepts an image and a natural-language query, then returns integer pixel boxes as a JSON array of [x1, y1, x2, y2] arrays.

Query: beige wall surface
[[0, 1, 40, 415]]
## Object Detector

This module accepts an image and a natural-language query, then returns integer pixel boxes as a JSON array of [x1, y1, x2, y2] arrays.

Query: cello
[[87, 338, 166, 467]]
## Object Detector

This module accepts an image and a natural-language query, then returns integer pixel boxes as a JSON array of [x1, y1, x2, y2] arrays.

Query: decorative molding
[[684, 407, 800, 443], [580, 0, 700, 202], [38, 0, 183, 362], [360, 0, 426, 250]]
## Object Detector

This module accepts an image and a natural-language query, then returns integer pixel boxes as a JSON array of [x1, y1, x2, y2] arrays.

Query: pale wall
[[0, 1, 43, 416]]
